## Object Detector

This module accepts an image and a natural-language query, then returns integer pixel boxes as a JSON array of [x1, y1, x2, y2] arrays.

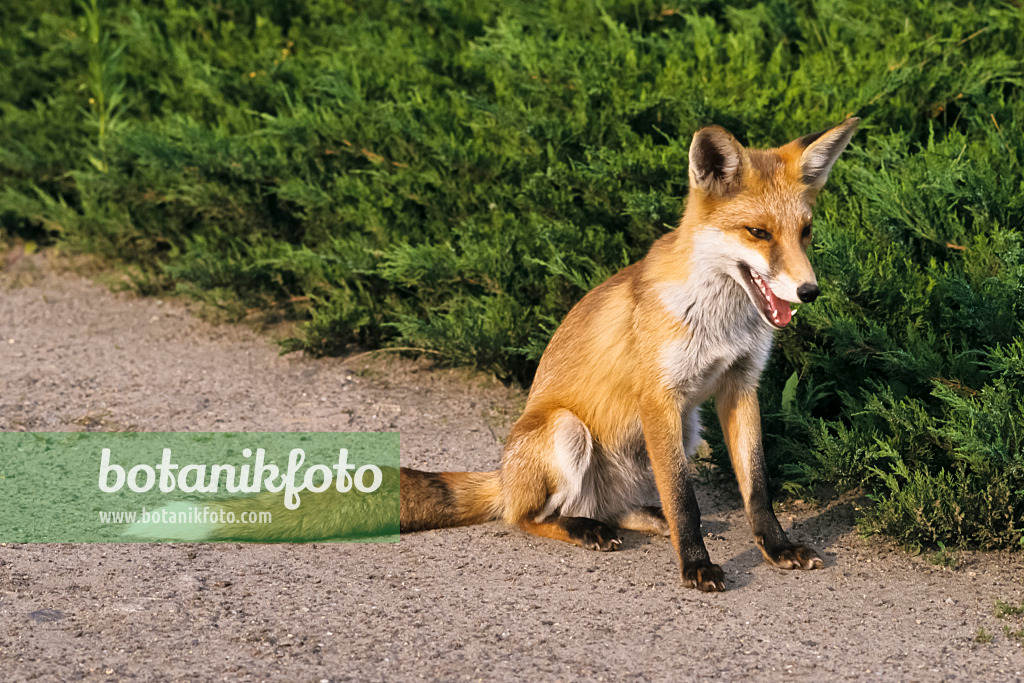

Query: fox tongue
[[766, 286, 793, 326]]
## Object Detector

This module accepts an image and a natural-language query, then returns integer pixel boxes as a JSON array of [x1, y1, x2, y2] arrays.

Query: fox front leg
[[641, 394, 726, 592], [716, 382, 823, 570]]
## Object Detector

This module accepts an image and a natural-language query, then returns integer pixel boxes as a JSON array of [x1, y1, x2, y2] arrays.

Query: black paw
[[761, 542, 824, 570], [561, 517, 622, 552], [681, 562, 726, 592]]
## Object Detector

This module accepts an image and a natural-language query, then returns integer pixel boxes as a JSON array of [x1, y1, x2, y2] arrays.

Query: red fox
[[176, 118, 859, 593], [401, 117, 860, 591]]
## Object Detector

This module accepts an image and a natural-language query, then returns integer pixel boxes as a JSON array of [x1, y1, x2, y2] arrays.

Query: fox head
[[684, 118, 859, 330]]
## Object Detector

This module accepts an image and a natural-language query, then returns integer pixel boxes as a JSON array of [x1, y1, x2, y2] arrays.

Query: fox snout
[[796, 283, 819, 303], [771, 254, 818, 305]]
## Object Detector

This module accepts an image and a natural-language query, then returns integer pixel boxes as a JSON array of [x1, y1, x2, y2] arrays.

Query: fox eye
[[745, 227, 771, 241], [801, 223, 813, 239]]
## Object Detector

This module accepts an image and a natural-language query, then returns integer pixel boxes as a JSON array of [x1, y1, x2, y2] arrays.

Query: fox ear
[[689, 126, 744, 196], [795, 117, 860, 191]]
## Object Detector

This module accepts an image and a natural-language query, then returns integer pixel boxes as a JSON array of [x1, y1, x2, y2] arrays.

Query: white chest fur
[[656, 272, 774, 404]]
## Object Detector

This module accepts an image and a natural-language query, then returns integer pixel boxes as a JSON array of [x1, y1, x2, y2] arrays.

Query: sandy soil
[[1, 251, 1022, 682]]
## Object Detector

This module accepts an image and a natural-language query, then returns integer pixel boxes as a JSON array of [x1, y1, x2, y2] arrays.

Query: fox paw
[[763, 543, 824, 570], [561, 517, 622, 551], [579, 525, 622, 552], [682, 562, 726, 592]]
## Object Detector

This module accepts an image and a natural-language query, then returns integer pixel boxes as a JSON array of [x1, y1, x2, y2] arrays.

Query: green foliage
[[1003, 625, 1024, 643], [995, 599, 1024, 642], [995, 599, 1024, 619], [927, 541, 958, 568], [2, 0, 1024, 548]]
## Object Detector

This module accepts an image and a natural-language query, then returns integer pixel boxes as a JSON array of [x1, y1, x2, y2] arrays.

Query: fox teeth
[[752, 271, 781, 319], [755, 274, 772, 305]]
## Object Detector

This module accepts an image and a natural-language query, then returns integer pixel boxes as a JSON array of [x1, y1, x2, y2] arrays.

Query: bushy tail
[[399, 467, 503, 531], [127, 466, 502, 542]]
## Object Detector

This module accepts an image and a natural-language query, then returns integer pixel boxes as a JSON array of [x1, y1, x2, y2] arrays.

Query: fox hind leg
[[502, 408, 624, 550], [519, 516, 622, 551], [617, 506, 670, 536], [501, 407, 600, 522]]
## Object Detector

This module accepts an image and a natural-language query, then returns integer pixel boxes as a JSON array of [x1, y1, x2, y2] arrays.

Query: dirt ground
[[1, 251, 1022, 682]]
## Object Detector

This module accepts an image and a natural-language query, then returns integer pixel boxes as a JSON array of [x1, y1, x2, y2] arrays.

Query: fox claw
[[764, 543, 824, 570], [583, 529, 621, 552], [682, 563, 726, 592]]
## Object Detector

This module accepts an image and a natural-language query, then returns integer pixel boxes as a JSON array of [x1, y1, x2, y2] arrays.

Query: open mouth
[[739, 264, 792, 329]]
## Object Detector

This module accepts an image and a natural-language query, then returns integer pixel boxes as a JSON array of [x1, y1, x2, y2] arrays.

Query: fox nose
[[797, 283, 820, 303]]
